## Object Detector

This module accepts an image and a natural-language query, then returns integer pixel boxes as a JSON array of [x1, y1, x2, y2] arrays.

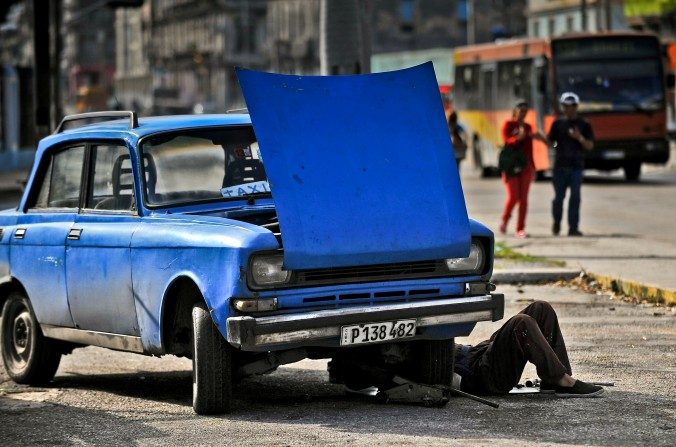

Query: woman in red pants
[[500, 100, 547, 238]]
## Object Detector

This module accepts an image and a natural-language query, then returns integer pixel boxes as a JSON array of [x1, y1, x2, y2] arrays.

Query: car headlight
[[250, 253, 292, 287], [445, 241, 484, 273]]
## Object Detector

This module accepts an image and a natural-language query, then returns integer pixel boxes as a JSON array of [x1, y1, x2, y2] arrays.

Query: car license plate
[[603, 150, 624, 159], [340, 319, 417, 346]]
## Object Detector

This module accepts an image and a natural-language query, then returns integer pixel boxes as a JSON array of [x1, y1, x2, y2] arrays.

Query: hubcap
[[13, 312, 31, 355], [3, 303, 33, 370]]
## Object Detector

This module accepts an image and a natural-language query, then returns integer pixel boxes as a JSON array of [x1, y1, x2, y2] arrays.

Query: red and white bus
[[453, 32, 669, 181]]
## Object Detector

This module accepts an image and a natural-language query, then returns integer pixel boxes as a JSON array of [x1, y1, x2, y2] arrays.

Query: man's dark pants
[[552, 167, 583, 232], [462, 301, 572, 394]]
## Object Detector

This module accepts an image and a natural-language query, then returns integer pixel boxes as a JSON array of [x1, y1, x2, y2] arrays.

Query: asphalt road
[[1, 284, 674, 446]]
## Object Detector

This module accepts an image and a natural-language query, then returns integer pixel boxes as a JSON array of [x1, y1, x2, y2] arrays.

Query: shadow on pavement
[[53, 370, 193, 407], [0, 395, 168, 447], [521, 233, 639, 240], [36, 366, 674, 446]]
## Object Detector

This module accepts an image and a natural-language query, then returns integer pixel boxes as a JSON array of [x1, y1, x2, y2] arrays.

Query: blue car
[[0, 64, 503, 414]]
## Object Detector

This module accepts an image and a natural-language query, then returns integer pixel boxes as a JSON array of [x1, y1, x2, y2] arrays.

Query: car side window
[[85, 144, 136, 212], [33, 145, 86, 210]]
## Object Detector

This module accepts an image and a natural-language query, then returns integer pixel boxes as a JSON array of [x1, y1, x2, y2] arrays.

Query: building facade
[[114, 2, 152, 114], [148, 0, 267, 114], [0, 0, 36, 167], [527, 0, 627, 38], [62, 0, 117, 113], [268, 0, 321, 74]]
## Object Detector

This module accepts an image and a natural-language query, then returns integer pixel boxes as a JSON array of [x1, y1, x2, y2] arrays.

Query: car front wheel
[[1, 292, 62, 384], [411, 339, 455, 386], [191, 302, 233, 414]]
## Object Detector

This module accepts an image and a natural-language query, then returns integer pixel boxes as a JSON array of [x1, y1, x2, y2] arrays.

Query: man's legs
[[501, 173, 520, 231], [567, 168, 584, 232], [551, 168, 569, 232], [516, 169, 533, 233], [472, 301, 571, 394], [518, 301, 572, 375]]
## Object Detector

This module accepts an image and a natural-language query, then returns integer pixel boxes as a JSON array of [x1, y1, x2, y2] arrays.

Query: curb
[[587, 272, 676, 306], [492, 268, 582, 284]]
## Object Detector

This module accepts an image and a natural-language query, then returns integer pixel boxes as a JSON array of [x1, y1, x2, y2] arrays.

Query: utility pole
[[319, 0, 370, 75], [581, 0, 588, 31], [50, 0, 63, 129], [604, 0, 612, 31], [33, 0, 52, 137], [467, 0, 475, 45]]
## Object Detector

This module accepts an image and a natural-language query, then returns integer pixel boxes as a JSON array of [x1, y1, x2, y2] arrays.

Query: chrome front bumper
[[226, 294, 504, 350]]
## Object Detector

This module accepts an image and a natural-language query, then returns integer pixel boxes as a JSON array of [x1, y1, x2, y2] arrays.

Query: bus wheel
[[623, 163, 641, 182]]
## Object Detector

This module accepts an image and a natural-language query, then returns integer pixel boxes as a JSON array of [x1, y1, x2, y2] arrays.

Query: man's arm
[[546, 121, 558, 146], [570, 126, 593, 151]]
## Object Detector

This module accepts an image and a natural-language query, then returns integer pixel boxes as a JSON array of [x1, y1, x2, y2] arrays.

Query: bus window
[[496, 59, 532, 110], [454, 65, 480, 109]]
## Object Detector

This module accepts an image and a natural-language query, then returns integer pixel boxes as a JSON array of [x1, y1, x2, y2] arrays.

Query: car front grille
[[293, 260, 448, 287]]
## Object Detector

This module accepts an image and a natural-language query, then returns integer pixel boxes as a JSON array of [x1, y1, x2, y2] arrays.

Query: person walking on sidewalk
[[499, 100, 547, 238], [547, 92, 594, 236], [454, 300, 604, 397], [448, 111, 468, 169]]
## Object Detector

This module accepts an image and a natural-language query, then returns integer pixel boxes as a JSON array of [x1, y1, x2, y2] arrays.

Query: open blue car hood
[[237, 63, 470, 269]]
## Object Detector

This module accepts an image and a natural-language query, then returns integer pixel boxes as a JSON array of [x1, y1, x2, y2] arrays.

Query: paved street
[[1, 284, 673, 446], [461, 158, 676, 292], [1, 153, 675, 446]]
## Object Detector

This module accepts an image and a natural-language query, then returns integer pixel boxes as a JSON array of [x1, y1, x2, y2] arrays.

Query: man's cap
[[559, 92, 580, 105], [515, 99, 529, 108]]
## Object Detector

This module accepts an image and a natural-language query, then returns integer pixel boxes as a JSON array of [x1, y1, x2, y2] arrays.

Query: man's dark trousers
[[552, 167, 584, 232], [461, 301, 572, 394]]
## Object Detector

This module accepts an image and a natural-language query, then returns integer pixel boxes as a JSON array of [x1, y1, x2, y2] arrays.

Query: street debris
[[554, 272, 673, 307]]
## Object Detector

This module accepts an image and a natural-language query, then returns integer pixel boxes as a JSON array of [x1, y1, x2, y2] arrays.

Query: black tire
[[1, 292, 62, 385], [411, 339, 455, 386], [191, 303, 233, 414], [623, 163, 641, 182]]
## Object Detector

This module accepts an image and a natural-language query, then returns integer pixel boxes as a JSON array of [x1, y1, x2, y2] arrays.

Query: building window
[[548, 18, 556, 36], [533, 20, 540, 37], [566, 15, 574, 32]]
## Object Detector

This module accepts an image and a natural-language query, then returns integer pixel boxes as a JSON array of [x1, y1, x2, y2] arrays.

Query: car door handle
[[14, 228, 26, 239], [68, 228, 83, 240]]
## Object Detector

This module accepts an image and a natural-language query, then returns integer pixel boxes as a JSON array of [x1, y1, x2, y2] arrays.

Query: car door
[[65, 142, 141, 335], [10, 145, 86, 327]]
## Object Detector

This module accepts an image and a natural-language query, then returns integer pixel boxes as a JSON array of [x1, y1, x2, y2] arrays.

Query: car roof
[[39, 113, 253, 147]]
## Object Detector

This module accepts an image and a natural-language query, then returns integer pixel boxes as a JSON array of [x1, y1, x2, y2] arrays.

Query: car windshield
[[555, 59, 664, 113], [141, 126, 269, 207]]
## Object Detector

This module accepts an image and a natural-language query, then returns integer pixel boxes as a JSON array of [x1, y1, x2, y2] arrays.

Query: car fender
[[130, 219, 278, 353]]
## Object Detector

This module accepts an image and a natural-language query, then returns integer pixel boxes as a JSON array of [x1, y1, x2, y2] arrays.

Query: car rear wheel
[[191, 302, 233, 414], [1, 292, 62, 384], [410, 339, 455, 386]]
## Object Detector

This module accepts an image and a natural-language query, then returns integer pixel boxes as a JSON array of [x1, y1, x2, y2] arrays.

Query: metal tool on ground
[[447, 386, 500, 408], [510, 378, 614, 394], [375, 376, 499, 408], [588, 381, 615, 387]]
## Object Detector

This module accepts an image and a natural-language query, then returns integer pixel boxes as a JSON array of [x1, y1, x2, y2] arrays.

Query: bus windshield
[[555, 59, 664, 113]]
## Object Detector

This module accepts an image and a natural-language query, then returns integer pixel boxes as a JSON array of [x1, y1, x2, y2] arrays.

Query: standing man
[[547, 92, 594, 236]]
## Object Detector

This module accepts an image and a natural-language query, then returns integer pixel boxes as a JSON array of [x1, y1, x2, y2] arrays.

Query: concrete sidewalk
[[463, 163, 676, 305]]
